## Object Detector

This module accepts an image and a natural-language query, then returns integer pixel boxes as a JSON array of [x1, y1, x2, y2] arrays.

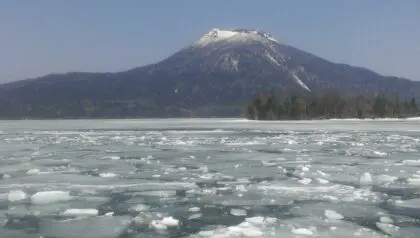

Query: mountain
[[0, 28, 419, 119]]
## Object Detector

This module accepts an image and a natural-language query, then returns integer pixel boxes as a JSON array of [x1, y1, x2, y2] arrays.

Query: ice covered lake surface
[[1, 118, 420, 237]]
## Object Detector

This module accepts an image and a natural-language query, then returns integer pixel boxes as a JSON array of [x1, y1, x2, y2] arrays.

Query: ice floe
[[360, 172, 373, 186], [188, 207, 201, 212], [292, 227, 314, 236], [99, 172, 118, 178], [324, 209, 344, 220], [62, 208, 99, 217], [30, 191, 72, 205], [7, 190, 27, 202], [26, 168, 41, 175], [230, 208, 247, 216], [149, 216, 180, 231]]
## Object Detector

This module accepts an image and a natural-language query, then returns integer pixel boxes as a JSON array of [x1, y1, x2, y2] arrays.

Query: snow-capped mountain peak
[[185, 28, 312, 91], [193, 28, 279, 47]]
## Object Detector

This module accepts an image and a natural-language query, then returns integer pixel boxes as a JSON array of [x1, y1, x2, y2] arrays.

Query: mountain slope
[[0, 28, 419, 118]]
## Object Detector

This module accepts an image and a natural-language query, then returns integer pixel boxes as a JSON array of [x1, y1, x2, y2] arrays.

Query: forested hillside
[[245, 88, 419, 120]]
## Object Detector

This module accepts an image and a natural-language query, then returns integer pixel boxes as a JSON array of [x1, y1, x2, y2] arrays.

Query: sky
[[0, 0, 419, 82]]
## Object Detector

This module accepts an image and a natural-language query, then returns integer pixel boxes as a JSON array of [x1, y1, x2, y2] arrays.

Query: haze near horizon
[[0, 0, 419, 82]]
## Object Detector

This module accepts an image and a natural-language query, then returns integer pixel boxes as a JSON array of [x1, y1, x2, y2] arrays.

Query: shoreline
[[0, 116, 419, 122]]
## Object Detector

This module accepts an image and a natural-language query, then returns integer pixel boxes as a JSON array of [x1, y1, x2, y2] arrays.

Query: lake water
[[1, 118, 420, 237]]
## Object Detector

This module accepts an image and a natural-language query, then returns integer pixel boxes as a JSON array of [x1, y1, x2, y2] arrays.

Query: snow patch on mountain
[[231, 58, 239, 71], [264, 51, 310, 91], [206, 29, 239, 41], [264, 52, 282, 67], [194, 28, 279, 47], [263, 34, 279, 43], [219, 54, 240, 72], [292, 73, 311, 91]]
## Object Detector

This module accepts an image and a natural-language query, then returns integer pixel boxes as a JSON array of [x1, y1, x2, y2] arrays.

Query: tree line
[[245, 88, 419, 120]]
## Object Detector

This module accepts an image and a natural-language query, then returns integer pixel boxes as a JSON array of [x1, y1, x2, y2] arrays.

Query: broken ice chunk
[[7, 190, 27, 202], [31, 191, 72, 205], [360, 172, 373, 186], [324, 209, 344, 220]]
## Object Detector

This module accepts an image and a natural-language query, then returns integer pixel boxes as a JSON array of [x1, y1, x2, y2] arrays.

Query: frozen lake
[[1, 118, 420, 237]]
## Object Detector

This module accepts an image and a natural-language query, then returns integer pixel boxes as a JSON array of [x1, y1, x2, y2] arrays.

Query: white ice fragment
[[317, 170, 330, 177], [2, 173, 11, 179], [261, 161, 276, 167], [322, 195, 339, 202], [301, 166, 310, 172], [31, 191, 72, 205], [7, 190, 27, 202], [104, 212, 114, 216], [160, 216, 179, 227], [236, 185, 248, 192], [99, 156, 120, 160], [230, 208, 247, 216], [241, 227, 263, 237], [395, 200, 404, 204], [238, 221, 252, 228], [227, 226, 243, 236], [198, 166, 208, 173], [199, 174, 214, 180], [188, 213, 202, 220], [63, 209, 98, 217], [376, 222, 400, 235], [298, 178, 312, 185], [360, 172, 373, 186], [130, 204, 150, 212], [188, 207, 201, 212], [26, 168, 40, 175], [265, 217, 278, 224], [373, 151, 387, 156], [380, 216, 393, 224], [245, 217, 265, 226], [316, 178, 330, 184], [325, 209, 344, 220], [99, 172, 118, 178], [292, 228, 314, 236], [150, 220, 167, 231], [198, 230, 214, 236]]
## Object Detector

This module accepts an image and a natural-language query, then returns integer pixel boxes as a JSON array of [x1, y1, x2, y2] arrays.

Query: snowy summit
[[193, 28, 279, 46], [188, 27, 311, 91]]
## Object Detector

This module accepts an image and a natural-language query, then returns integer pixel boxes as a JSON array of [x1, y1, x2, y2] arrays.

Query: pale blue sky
[[1, 0, 419, 82]]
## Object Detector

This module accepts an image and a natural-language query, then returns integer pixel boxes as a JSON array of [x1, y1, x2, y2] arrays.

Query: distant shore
[[245, 89, 419, 121], [1, 116, 420, 122]]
